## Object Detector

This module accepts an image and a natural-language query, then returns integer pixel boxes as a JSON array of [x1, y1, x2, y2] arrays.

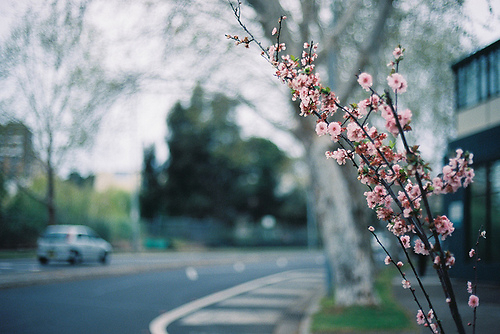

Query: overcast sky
[[1, 0, 499, 176]]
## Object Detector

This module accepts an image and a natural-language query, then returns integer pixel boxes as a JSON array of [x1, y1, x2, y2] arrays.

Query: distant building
[[0, 122, 36, 180], [446, 39, 500, 282], [94, 172, 141, 193]]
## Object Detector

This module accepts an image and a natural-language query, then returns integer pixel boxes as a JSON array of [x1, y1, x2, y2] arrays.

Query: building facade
[[446, 39, 500, 282], [0, 122, 36, 180]]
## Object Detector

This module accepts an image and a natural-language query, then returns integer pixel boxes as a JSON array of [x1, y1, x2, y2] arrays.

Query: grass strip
[[311, 268, 414, 333]]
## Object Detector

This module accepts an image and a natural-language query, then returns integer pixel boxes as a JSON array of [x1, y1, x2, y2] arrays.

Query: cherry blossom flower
[[416, 310, 426, 325], [469, 249, 475, 258], [397, 261, 404, 268], [433, 215, 455, 240], [357, 72, 373, 91], [327, 122, 342, 141], [402, 279, 411, 289], [387, 73, 408, 93], [467, 281, 473, 294], [468, 295, 479, 308], [272, 27, 278, 35], [315, 121, 328, 136], [445, 255, 455, 268], [427, 309, 434, 321], [328, 148, 350, 165], [368, 226, 375, 232], [346, 122, 365, 142], [384, 256, 391, 265], [393, 47, 403, 59], [400, 235, 411, 249], [414, 238, 430, 255]]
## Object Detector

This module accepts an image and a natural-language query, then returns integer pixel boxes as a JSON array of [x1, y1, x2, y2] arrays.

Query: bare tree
[[0, 0, 138, 225]]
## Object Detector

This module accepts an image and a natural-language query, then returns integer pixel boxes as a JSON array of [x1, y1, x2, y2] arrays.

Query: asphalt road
[[0, 250, 325, 334]]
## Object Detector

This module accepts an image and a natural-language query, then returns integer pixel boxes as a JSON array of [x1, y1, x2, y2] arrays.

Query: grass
[[0, 249, 36, 259], [311, 268, 414, 333]]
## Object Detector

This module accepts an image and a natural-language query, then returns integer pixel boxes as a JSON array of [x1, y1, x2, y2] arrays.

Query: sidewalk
[[296, 269, 500, 334], [392, 270, 500, 334]]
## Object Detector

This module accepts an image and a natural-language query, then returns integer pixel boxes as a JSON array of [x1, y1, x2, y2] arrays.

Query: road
[[0, 250, 325, 334]]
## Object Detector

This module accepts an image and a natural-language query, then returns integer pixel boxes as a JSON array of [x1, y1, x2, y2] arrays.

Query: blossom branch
[[228, 9, 475, 334]]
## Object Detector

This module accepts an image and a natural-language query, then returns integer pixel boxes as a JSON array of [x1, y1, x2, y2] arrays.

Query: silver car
[[37, 225, 112, 265]]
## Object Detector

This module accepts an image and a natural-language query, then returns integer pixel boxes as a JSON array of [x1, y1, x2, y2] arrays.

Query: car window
[[44, 233, 68, 240], [87, 230, 98, 239]]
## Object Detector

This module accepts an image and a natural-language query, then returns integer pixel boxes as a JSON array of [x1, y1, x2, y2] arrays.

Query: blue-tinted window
[[468, 160, 500, 262], [455, 42, 500, 110]]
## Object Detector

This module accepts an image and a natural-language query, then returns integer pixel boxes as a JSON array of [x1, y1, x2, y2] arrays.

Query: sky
[[1, 0, 499, 177]]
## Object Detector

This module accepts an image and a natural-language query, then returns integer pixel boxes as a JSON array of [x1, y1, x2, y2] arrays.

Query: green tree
[[146, 85, 294, 227], [0, 0, 137, 226], [234, 137, 287, 222], [139, 145, 163, 220]]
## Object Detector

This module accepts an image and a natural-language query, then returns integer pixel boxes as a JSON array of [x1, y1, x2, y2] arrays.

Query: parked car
[[37, 225, 112, 265]]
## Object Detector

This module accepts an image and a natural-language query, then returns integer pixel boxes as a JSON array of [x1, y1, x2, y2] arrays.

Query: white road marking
[[217, 296, 294, 307], [185, 267, 198, 281], [249, 287, 312, 296], [149, 270, 305, 334], [180, 309, 282, 325], [276, 257, 288, 268], [233, 261, 245, 272]]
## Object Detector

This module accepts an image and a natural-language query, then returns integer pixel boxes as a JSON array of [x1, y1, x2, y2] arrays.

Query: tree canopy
[[140, 85, 306, 227]]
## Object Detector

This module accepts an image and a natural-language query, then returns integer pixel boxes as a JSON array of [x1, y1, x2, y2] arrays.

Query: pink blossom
[[416, 310, 426, 325], [400, 235, 411, 249], [327, 122, 342, 141], [387, 73, 408, 93], [433, 215, 454, 240], [368, 226, 375, 232], [434, 256, 441, 265], [364, 185, 389, 209], [357, 72, 373, 91], [399, 108, 412, 126], [432, 177, 444, 194], [481, 231, 486, 238], [384, 256, 391, 265], [346, 122, 365, 141], [315, 121, 328, 136], [469, 249, 475, 258], [414, 238, 430, 255], [328, 148, 350, 165], [445, 256, 455, 268], [402, 279, 411, 289], [427, 309, 434, 321], [467, 281, 473, 294], [397, 261, 404, 268], [272, 27, 278, 36], [468, 295, 479, 308], [358, 99, 369, 116], [393, 47, 403, 59]]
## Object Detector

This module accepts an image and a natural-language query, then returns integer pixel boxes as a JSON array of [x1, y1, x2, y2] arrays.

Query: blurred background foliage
[[139, 85, 308, 247], [0, 172, 133, 249]]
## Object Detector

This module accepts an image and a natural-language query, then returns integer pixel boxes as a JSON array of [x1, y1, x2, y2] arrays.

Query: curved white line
[[149, 270, 297, 334]]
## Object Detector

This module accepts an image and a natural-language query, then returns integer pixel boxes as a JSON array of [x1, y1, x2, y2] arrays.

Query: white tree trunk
[[310, 137, 377, 306]]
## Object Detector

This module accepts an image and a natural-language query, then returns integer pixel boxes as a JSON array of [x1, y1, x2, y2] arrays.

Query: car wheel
[[38, 257, 49, 265], [99, 251, 109, 265], [68, 250, 82, 265]]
